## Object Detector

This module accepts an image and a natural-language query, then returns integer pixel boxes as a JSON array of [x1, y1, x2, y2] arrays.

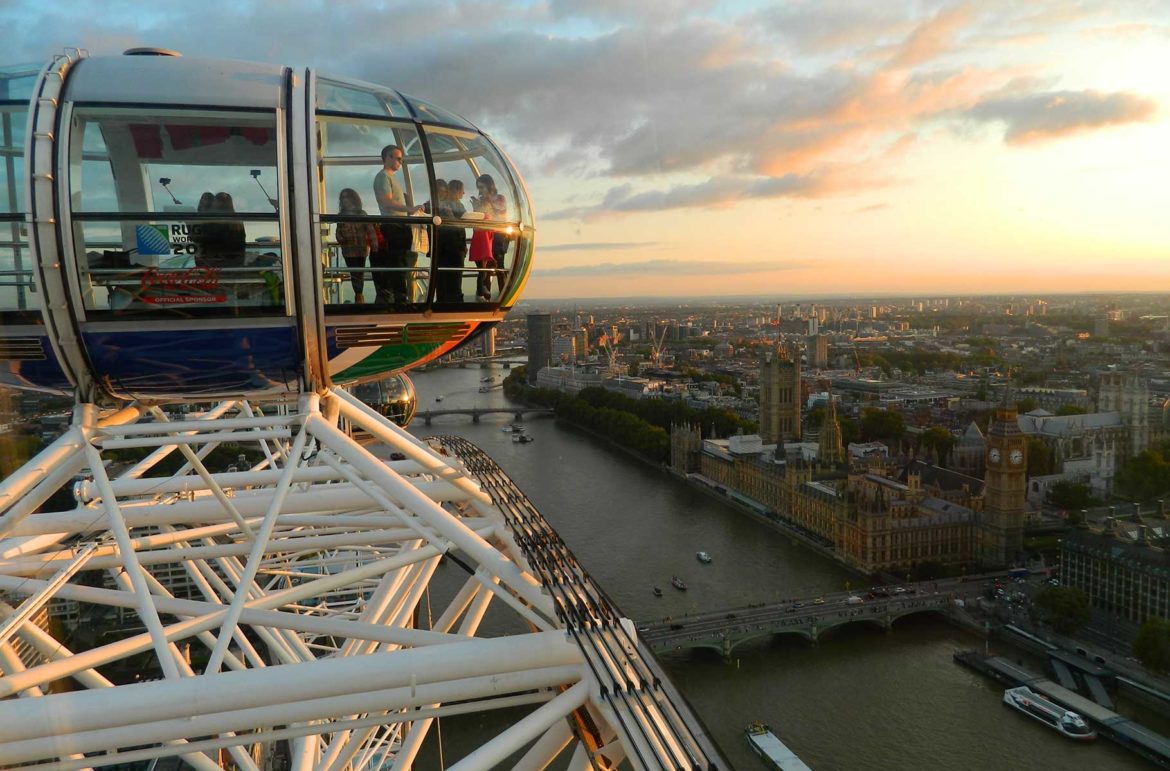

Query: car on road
[[792, 602, 805, 609], [813, 598, 825, 605]]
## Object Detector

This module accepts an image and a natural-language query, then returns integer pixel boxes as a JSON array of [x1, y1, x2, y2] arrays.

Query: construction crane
[[649, 321, 669, 366]]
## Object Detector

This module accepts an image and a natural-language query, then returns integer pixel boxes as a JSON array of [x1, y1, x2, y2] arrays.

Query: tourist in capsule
[[194, 191, 246, 271], [468, 174, 506, 301], [334, 188, 378, 304], [190, 191, 215, 268], [372, 145, 422, 305], [435, 179, 468, 302]]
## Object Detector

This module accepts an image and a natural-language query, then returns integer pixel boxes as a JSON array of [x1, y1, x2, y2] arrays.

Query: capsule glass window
[[317, 106, 432, 309], [67, 108, 284, 317], [0, 105, 31, 313]]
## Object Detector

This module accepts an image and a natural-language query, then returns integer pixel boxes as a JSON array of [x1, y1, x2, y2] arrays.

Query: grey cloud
[[5, 0, 1163, 222], [854, 203, 888, 213], [545, 173, 822, 219], [965, 89, 1157, 144], [540, 241, 659, 252], [536, 259, 809, 277], [749, 1, 914, 54]]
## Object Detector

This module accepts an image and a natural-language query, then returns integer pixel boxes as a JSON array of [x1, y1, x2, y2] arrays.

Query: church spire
[[818, 389, 845, 467]]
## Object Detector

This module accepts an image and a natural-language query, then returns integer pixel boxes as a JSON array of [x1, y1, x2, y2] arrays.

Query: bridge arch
[[815, 616, 890, 639], [723, 626, 817, 655], [888, 606, 948, 627]]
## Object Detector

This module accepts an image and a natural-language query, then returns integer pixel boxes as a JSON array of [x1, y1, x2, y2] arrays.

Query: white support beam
[[513, 719, 574, 771], [206, 419, 310, 673], [80, 434, 181, 681], [448, 681, 590, 771], [307, 414, 554, 620]]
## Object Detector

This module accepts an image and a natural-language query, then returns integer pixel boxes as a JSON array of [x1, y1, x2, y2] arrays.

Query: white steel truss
[[0, 389, 721, 770]]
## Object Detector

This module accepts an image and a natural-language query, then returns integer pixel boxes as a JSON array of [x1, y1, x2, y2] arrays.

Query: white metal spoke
[[0, 390, 722, 769]]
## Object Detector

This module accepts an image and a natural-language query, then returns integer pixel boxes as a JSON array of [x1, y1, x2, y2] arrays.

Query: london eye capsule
[[0, 49, 534, 401]]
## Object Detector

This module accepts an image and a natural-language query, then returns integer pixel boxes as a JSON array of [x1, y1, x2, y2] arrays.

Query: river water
[[408, 363, 1146, 770]]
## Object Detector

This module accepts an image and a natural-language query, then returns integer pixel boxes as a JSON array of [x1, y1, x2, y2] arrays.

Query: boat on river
[[652, 586, 663, 597], [670, 576, 687, 591], [696, 551, 712, 563], [435, 395, 444, 402], [744, 722, 812, 770], [1003, 687, 1096, 740]]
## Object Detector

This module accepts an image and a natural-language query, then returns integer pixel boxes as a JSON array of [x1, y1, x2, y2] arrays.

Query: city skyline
[[6, 0, 1168, 298]]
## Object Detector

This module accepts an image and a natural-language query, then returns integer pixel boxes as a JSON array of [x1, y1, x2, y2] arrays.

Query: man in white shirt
[[371, 145, 421, 304]]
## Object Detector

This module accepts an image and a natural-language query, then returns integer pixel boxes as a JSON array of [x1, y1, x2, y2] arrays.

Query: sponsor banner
[[139, 266, 226, 304]]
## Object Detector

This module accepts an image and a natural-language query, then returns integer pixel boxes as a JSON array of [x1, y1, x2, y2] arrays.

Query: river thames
[[409, 362, 1148, 770]]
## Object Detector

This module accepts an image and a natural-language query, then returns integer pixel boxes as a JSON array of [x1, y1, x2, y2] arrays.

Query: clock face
[[988, 448, 1001, 463], [1010, 448, 1023, 465]]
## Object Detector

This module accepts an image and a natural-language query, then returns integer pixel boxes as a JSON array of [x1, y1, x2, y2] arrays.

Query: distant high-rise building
[[759, 345, 801, 444], [808, 333, 829, 369], [526, 313, 552, 384], [573, 329, 589, 359], [807, 317, 819, 336], [552, 336, 575, 363], [480, 326, 496, 357]]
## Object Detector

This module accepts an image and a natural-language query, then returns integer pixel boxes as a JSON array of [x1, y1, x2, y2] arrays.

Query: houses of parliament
[[670, 344, 1028, 574]]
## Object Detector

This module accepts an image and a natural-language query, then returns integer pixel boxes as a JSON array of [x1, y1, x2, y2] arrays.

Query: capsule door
[[56, 93, 302, 400]]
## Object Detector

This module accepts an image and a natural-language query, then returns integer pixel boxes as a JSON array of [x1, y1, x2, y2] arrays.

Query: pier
[[955, 651, 1170, 768]]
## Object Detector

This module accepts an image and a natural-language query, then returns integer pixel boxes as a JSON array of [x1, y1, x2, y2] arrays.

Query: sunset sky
[[6, 0, 1168, 298]]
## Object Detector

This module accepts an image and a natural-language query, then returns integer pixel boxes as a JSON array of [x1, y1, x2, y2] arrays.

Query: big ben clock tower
[[981, 403, 1028, 567]]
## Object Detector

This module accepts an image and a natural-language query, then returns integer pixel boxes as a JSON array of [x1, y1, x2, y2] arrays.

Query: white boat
[[434, 395, 444, 402], [478, 385, 491, 393], [501, 426, 512, 433], [512, 433, 533, 444], [1002, 687, 1096, 740], [744, 723, 812, 770], [696, 551, 712, 564], [481, 376, 493, 383]]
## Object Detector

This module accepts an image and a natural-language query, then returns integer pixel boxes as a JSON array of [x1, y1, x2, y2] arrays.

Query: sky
[[4, 0, 1169, 299]]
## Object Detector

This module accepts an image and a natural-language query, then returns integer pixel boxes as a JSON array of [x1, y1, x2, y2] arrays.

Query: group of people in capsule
[[334, 143, 510, 307]]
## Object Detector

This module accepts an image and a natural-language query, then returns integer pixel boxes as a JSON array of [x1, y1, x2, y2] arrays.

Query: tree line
[[504, 367, 756, 462]]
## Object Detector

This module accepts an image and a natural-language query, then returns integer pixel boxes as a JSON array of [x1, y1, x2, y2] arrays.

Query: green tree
[[1134, 617, 1170, 673], [1046, 481, 1098, 510], [1034, 586, 1091, 635], [861, 408, 904, 443], [1115, 449, 1170, 502], [1026, 437, 1051, 477], [919, 426, 956, 466], [1055, 404, 1088, 416], [840, 418, 860, 448], [1016, 397, 1037, 414]]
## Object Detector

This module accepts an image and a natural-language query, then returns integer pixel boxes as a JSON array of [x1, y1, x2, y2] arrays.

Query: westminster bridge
[[416, 407, 555, 425], [637, 574, 1000, 657]]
